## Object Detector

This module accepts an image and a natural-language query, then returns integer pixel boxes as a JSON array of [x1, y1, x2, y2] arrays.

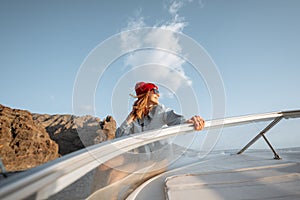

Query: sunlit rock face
[[0, 104, 59, 172], [0, 104, 117, 172]]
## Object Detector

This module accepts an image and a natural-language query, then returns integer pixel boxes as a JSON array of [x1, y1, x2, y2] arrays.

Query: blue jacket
[[115, 104, 186, 137]]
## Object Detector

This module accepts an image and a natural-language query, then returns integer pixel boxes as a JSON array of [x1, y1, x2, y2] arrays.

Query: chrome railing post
[[237, 116, 283, 158]]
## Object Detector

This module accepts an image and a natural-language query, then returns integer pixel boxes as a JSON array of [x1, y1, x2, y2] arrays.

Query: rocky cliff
[[0, 104, 117, 172], [0, 104, 59, 172], [33, 114, 116, 155]]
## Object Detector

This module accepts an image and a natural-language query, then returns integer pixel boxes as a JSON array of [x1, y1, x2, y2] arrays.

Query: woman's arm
[[163, 106, 205, 131], [115, 114, 134, 138]]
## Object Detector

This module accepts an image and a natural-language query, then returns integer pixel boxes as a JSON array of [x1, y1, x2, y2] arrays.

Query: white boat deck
[[127, 148, 300, 200]]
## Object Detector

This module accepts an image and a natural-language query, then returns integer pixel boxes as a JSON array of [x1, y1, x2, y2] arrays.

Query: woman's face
[[148, 89, 160, 105]]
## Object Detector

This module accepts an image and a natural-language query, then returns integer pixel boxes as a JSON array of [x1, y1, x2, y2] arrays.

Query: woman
[[93, 82, 205, 198], [116, 82, 205, 137]]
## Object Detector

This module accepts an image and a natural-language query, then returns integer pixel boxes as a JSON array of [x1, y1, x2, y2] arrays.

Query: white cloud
[[169, 0, 184, 16], [120, 0, 194, 94]]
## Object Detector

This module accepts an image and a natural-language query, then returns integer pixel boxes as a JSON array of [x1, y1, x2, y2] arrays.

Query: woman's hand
[[186, 116, 205, 131]]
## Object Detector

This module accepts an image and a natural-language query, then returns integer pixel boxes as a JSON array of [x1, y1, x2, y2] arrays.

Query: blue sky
[[1, 0, 299, 148]]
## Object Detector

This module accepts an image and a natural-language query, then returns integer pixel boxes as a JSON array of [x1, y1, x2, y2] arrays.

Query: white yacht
[[0, 110, 299, 200]]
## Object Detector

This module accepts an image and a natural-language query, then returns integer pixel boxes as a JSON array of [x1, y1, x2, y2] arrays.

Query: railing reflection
[[89, 141, 172, 200]]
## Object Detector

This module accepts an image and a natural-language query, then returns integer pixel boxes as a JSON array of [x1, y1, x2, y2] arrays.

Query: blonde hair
[[130, 91, 151, 120]]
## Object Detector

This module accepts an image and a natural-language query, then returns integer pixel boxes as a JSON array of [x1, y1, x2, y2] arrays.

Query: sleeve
[[163, 108, 186, 126], [115, 120, 134, 138]]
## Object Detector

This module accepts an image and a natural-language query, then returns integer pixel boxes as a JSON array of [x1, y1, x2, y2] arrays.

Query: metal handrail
[[0, 110, 299, 200]]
